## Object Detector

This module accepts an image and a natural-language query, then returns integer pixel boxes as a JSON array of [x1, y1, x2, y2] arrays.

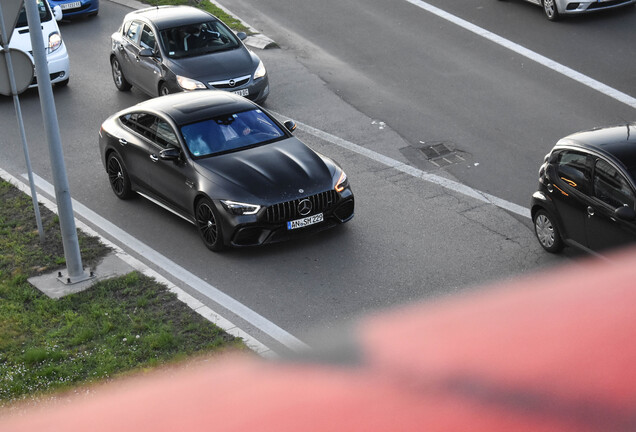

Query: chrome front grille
[[208, 75, 251, 89], [266, 190, 338, 223]]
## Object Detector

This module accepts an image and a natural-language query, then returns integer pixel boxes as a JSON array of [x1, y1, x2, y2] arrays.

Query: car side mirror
[[160, 148, 180, 161], [139, 48, 154, 57], [284, 120, 297, 133], [53, 5, 63, 21], [236, 32, 247, 41], [615, 205, 636, 221]]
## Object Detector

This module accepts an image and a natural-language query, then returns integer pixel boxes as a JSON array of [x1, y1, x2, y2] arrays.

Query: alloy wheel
[[106, 154, 133, 199], [196, 201, 222, 250], [108, 157, 125, 195], [543, 0, 559, 20]]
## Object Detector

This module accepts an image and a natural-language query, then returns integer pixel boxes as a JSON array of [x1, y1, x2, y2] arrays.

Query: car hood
[[168, 48, 255, 82], [193, 138, 335, 203]]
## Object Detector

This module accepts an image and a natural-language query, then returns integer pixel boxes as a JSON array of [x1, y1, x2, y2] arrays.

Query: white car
[[501, 0, 636, 21], [7, 0, 70, 88]]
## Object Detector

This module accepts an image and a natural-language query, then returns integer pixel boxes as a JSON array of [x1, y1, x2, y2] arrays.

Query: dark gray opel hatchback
[[531, 123, 636, 254], [110, 5, 269, 104]]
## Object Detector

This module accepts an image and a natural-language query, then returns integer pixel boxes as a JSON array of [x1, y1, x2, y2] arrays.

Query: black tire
[[111, 57, 132, 91], [542, 0, 561, 21], [159, 82, 170, 96], [107, 153, 134, 200], [533, 209, 563, 253], [195, 198, 225, 251]]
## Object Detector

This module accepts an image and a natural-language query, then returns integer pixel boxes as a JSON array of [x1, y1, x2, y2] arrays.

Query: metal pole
[[0, 1, 44, 242], [24, 0, 88, 283]]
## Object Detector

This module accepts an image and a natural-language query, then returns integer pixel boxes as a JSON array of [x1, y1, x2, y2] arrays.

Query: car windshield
[[181, 109, 286, 157], [16, 0, 51, 27], [159, 20, 239, 58]]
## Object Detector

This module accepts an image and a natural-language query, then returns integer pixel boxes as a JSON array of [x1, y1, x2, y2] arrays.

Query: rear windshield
[[16, 0, 52, 28], [159, 20, 240, 58], [181, 109, 285, 157]]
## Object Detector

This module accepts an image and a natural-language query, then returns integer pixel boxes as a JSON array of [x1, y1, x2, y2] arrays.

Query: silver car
[[502, 0, 636, 21]]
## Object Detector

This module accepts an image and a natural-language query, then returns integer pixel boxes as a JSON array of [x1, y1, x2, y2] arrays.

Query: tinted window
[[159, 20, 240, 58], [121, 113, 158, 140], [16, 0, 51, 27], [181, 109, 285, 157], [556, 151, 591, 194], [593, 159, 635, 209], [154, 120, 179, 149], [121, 113, 179, 149], [140, 25, 156, 51]]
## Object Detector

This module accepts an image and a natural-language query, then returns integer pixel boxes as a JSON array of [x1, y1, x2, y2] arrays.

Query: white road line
[[23, 172, 310, 354], [290, 120, 532, 219], [403, 0, 636, 110]]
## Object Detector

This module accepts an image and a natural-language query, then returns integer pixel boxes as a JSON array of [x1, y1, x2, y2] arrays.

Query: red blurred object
[[2, 250, 636, 431]]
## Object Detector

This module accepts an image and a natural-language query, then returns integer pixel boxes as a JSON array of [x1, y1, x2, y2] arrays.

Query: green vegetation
[[140, 0, 251, 33], [0, 181, 246, 406]]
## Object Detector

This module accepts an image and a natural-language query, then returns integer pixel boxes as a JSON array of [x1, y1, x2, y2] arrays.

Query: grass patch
[[140, 0, 250, 33], [0, 181, 247, 406]]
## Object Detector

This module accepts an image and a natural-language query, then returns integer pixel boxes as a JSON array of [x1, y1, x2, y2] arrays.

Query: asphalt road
[[224, 0, 636, 205], [3, 0, 625, 354]]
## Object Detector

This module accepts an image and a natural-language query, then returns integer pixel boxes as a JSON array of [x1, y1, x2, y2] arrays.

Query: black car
[[531, 123, 636, 254], [110, 6, 269, 104], [98, 91, 354, 251]]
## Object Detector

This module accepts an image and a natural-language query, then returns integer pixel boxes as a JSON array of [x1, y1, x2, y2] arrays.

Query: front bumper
[[205, 74, 270, 105], [556, 0, 636, 14], [219, 189, 355, 248], [55, 0, 99, 17], [28, 43, 70, 88]]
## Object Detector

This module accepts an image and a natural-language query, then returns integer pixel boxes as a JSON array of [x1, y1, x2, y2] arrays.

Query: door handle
[[118, 138, 127, 146], [587, 206, 595, 217], [149, 154, 159, 162]]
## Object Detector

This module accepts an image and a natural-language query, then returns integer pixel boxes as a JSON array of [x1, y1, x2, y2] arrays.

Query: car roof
[[557, 123, 636, 169], [128, 90, 258, 125], [125, 6, 216, 30]]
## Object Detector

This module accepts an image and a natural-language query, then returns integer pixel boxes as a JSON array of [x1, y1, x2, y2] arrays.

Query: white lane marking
[[24, 172, 310, 354], [291, 119, 532, 219], [403, 0, 636, 110]]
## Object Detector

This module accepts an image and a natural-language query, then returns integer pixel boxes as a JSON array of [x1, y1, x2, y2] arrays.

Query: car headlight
[[221, 200, 261, 215], [176, 75, 207, 91], [253, 60, 266, 80], [335, 171, 348, 192], [48, 32, 62, 53]]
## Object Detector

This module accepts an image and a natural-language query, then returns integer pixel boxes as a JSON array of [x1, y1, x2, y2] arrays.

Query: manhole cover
[[419, 141, 465, 167]]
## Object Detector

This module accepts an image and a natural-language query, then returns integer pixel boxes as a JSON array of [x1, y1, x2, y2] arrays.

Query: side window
[[556, 151, 591, 195], [120, 112, 157, 141], [125, 21, 142, 44], [154, 120, 179, 149], [593, 159, 635, 209], [140, 25, 156, 51]]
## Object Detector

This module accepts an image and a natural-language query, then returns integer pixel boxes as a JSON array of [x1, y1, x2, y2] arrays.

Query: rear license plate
[[61, 1, 82, 9], [287, 213, 323, 230], [232, 88, 249, 97]]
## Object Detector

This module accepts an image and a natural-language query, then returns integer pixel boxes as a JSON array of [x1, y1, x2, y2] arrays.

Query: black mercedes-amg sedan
[[98, 91, 354, 251]]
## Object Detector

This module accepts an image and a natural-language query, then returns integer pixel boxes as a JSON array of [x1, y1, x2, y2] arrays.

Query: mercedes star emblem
[[297, 199, 312, 216]]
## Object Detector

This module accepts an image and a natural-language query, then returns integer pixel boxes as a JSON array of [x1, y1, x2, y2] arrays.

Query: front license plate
[[232, 88, 249, 97], [287, 213, 323, 230], [61, 1, 82, 9]]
